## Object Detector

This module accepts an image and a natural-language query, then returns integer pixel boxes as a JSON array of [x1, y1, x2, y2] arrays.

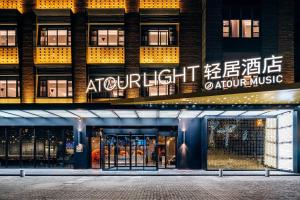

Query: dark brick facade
[[0, 0, 297, 104], [20, 0, 35, 103], [179, 0, 203, 93], [73, 0, 87, 103], [278, 0, 294, 84]]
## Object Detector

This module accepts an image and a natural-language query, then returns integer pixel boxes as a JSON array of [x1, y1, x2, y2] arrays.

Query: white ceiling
[[0, 109, 292, 119]]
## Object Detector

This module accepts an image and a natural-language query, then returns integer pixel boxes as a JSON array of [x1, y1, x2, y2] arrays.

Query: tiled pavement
[[0, 175, 300, 200], [0, 168, 297, 176]]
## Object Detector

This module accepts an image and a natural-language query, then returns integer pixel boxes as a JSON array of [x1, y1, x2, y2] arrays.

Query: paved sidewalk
[[0, 168, 297, 176], [0, 176, 299, 200]]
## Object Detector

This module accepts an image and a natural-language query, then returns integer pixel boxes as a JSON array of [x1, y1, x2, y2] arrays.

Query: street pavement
[[0, 176, 299, 200]]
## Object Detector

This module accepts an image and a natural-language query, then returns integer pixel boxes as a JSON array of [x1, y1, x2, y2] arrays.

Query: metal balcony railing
[[140, 0, 179, 9], [87, 0, 125, 9], [87, 47, 125, 64], [140, 47, 179, 64], [34, 47, 72, 65], [0, 47, 19, 65]]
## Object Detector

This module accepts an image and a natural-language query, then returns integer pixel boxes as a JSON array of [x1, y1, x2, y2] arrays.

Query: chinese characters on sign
[[86, 55, 283, 94], [204, 55, 283, 90]]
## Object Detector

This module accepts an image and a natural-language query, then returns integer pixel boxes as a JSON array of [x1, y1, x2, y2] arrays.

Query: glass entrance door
[[117, 135, 130, 170], [103, 134, 157, 171]]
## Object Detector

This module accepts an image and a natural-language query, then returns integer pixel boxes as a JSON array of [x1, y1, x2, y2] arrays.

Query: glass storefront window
[[158, 136, 166, 168], [207, 118, 266, 170], [7, 128, 20, 167], [35, 128, 49, 168], [0, 128, 5, 168], [145, 136, 156, 168], [91, 128, 102, 169], [21, 128, 34, 167], [64, 129, 74, 168], [49, 131, 64, 168], [166, 137, 176, 168], [158, 135, 176, 168], [1, 127, 73, 168]]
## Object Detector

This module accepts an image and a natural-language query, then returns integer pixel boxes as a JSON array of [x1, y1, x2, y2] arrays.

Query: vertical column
[[177, 118, 202, 169], [73, 119, 89, 169], [20, 0, 35, 103], [73, 0, 87, 103], [125, 0, 140, 98], [179, 0, 203, 93], [278, 0, 294, 84]]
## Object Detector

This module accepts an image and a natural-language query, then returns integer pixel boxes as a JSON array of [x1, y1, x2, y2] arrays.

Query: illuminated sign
[[86, 55, 283, 94], [86, 66, 200, 93], [203, 55, 283, 91]]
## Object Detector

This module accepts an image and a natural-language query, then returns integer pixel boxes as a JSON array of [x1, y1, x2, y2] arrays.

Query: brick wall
[[125, 0, 140, 98], [73, 0, 87, 103], [278, 0, 294, 84], [179, 0, 202, 93], [20, 0, 35, 103]]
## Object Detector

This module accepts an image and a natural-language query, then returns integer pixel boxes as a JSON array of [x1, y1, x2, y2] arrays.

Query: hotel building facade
[[0, 0, 299, 172]]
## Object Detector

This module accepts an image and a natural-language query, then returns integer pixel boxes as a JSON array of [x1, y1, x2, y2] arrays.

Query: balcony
[[35, 0, 76, 12], [0, 47, 19, 65], [87, 0, 125, 9], [140, 47, 179, 64], [140, 0, 179, 9], [0, 0, 24, 13], [34, 47, 72, 65], [87, 47, 125, 64]]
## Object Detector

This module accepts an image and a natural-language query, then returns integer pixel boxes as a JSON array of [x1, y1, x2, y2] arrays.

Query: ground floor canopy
[[0, 105, 298, 172]]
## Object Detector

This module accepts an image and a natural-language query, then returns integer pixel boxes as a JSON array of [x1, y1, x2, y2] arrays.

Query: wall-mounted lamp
[[183, 130, 186, 144]]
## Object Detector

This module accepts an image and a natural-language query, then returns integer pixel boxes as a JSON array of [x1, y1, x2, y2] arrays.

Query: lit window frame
[[141, 25, 178, 47], [223, 19, 260, 39], [0, 27, 17, 47], [89, 26, 125, 47], [38, 77, 73, 98], [38, 26, 72, 47], [0, 77, 20, 98], [142, 74, 176, 97]]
